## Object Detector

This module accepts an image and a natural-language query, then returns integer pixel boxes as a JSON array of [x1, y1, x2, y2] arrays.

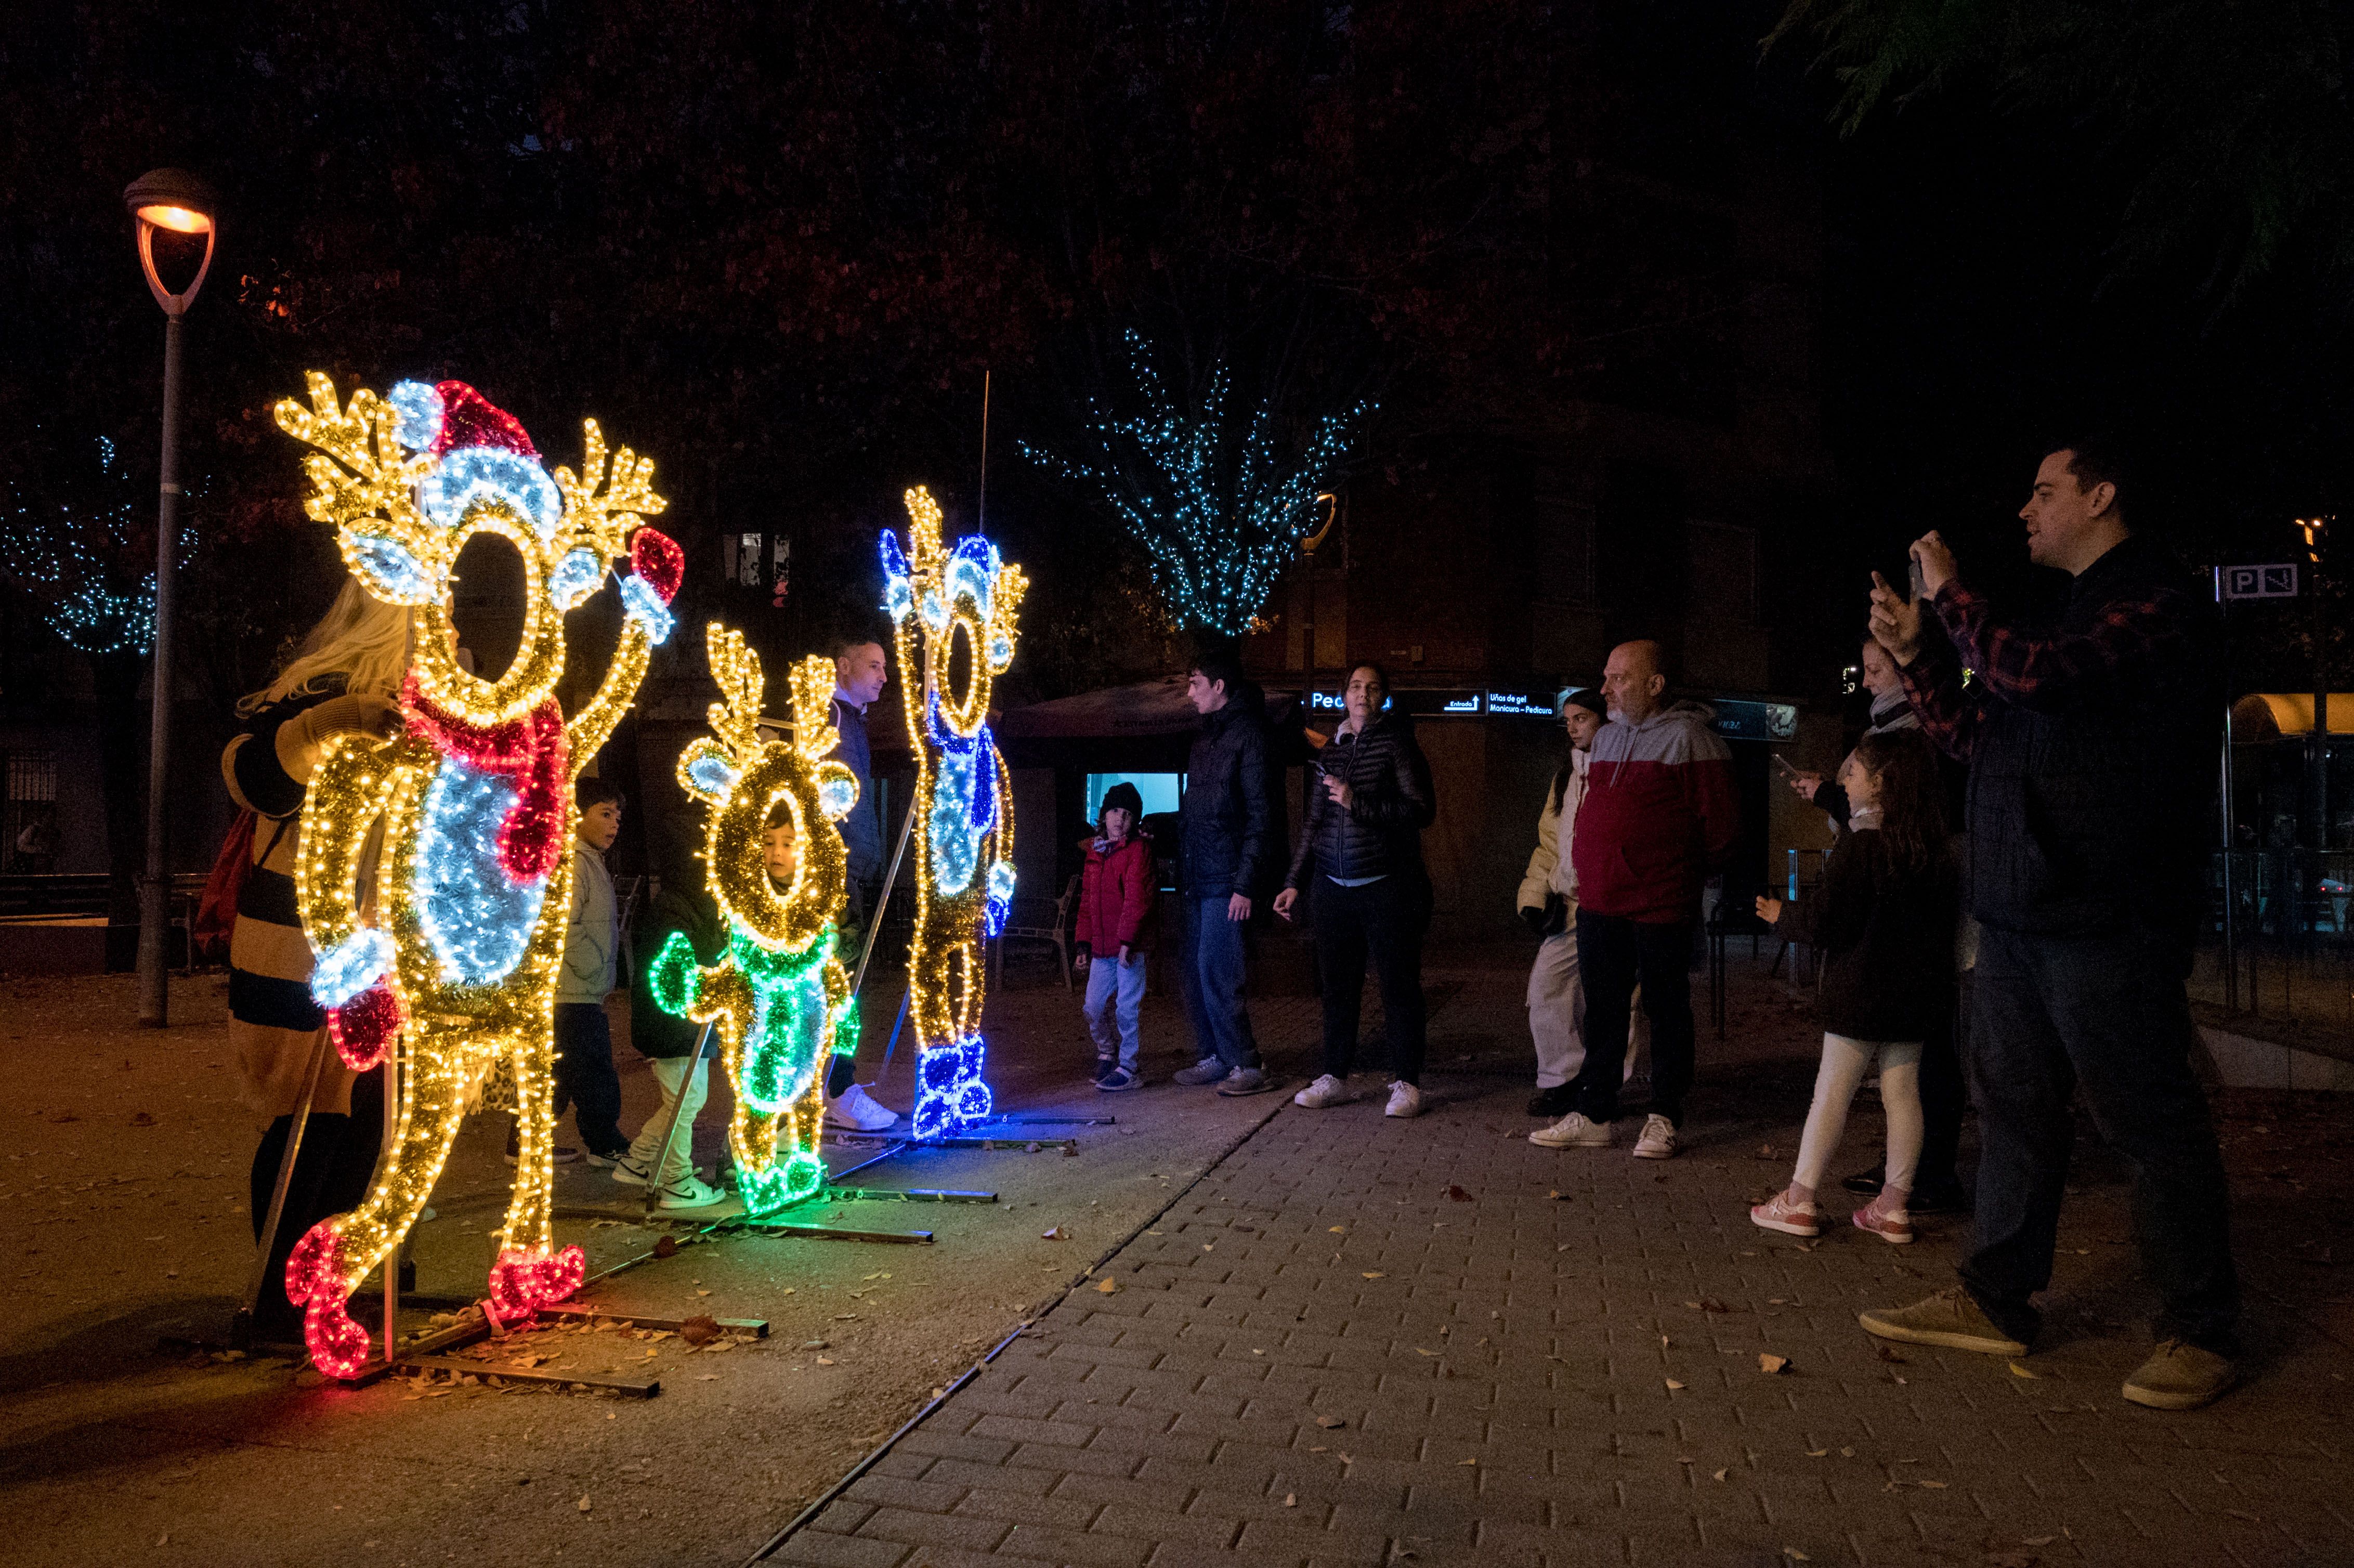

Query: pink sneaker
[[1749, 1190, 1820, 1237], [1852, 1202, 1915, 1244]]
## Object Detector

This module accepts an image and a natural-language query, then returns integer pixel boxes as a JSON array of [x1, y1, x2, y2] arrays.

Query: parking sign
[[2220, 564, 2298, 600]]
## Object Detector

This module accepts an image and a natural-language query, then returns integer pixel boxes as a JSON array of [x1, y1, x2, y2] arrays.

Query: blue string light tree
[[1022, 331, 1372, 635]]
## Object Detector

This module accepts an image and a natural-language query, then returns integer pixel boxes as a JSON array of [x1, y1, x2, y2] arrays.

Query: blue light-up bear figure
[[648, 628, 861, 1213], [270, 374, 681, 1376], [881, 487, 1025, 1141]]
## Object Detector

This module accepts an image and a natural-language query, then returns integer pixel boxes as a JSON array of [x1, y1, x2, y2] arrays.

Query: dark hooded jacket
[[1179, 695, 1274, 900]]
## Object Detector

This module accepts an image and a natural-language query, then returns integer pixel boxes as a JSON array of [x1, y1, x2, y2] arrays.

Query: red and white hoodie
[[1570, 702, 1740, 924]]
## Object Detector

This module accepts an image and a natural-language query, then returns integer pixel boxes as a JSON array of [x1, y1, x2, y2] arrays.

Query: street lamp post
[[124, 168, 217, 1028]]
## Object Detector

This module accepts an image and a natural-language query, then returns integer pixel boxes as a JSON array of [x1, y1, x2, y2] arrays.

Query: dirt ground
[[0, 958, 1294, 1568]]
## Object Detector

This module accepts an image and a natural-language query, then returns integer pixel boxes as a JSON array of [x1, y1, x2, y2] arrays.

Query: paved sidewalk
[[779, 982, 2354, 1568]]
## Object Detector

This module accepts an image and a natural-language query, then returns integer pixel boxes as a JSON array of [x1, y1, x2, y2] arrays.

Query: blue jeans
[[1958, 924, 2239, 1352], [1178, 894, 1261, 1071], [1083, 951, 1147, 1070], [553, 1002, 628, 1158]]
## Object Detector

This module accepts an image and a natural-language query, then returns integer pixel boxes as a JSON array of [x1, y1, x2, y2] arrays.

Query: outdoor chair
[[993, 872, 1080, 989]]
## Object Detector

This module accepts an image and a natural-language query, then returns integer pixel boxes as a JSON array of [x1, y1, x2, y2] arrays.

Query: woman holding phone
[[1274, 663, 1437, 1117]]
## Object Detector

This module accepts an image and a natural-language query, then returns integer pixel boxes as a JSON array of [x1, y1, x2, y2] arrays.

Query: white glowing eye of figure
[[819, 777, 857, 818], [947, 555, 994, 618], [919, 589, 949, 632], [884, 577, 914, 622], [422, 448, 563, 537], [988, 860, 1017, 902], [620, 575, 676, 645], [988, 635, 1014, 668], [388, 380, 446, 452], [687, 754, 740, 795], [345, 533, 437, 604], [547, 548, 603, 610]]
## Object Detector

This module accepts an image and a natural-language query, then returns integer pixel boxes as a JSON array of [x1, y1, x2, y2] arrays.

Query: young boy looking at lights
[[545, 778, 635, 1172]]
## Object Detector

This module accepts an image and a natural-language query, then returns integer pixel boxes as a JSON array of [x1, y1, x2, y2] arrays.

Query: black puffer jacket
[[1782, 824, 1958, 1041], [1179, 697, 1274, 900], [1285, 714, 1435, 888]]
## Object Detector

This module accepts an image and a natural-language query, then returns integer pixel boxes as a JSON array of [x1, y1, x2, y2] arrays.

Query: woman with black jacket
[[1273, 662, 1437, 1118], [1749, 728, 1958, 1244]]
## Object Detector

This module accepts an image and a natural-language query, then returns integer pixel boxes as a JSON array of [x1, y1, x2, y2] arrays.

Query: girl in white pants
[[1749, 728, 1957, 1244]]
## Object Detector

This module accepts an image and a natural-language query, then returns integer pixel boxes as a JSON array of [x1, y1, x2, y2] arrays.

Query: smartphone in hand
[[1771, 753, 1800, 784], [1908, 553, 1926, 599]]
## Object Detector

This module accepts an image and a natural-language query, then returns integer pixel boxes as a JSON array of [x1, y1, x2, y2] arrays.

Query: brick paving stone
[[765, 963, 2354, 1567]]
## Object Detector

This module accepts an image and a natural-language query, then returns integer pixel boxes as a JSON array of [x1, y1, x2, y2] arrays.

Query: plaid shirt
[[1898, 547, 2198, 762]]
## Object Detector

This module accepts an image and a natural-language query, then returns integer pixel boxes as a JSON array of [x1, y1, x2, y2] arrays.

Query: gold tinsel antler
[[270, 373, 434, 533], [553, 420, 669, 558], [785, 656, 841, 765], [703, 624, 767, 763]]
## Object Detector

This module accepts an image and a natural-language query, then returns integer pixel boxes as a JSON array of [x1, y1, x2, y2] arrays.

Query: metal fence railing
[[2194, 848, 2354, 1045]]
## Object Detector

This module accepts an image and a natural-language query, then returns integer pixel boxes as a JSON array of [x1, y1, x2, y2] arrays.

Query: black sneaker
[[1841, 1166, 1885, 1197], [1908, 1174, 1971, 1214], [1528, 1084, 1576, 1117]]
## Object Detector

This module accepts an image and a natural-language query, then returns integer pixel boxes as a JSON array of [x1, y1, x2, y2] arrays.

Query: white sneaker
[[1292, 1074, 1355, 1108], [1530, 1111, 1614, 1149], [1384, 1081, 1424, 1118], [1632, 1114, 1678, 1160], [610, 1153, 651, 1187], [825, 1082, 901, 1132], [655, 1173, 730, 1209]]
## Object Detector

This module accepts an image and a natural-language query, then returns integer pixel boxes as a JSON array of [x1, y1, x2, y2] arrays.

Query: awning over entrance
[[2232, 694, 2354, 740]]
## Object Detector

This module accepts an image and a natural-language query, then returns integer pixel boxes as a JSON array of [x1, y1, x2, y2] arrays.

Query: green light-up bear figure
[[648, 626, 859, 1213]]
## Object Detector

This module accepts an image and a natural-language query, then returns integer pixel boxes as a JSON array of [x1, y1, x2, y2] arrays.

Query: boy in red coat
[[1074, 782, 1156, 1090]]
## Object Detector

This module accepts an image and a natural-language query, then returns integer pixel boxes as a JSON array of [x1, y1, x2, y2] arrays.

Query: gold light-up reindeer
[[272, 374, 682, 1376], [879, 487, 1025, 1140], [648, 626, 860, 1213]]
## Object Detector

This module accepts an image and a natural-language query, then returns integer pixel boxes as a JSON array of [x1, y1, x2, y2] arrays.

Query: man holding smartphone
[[1856, 438, 2240, 1412]]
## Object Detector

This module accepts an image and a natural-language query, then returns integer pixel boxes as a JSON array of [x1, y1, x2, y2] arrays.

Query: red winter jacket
[[1074, 831, 1157, 954], [1569, 704, 1740, 923]]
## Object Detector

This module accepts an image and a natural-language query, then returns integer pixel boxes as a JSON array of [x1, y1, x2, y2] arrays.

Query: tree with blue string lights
[[1023, 331, 1372, 637]]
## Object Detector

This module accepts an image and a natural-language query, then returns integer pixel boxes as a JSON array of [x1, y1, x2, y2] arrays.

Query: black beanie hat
[[1101, 781, 1145, 820]]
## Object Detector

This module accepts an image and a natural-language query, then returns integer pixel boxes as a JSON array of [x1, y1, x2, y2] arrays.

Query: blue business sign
[[1484, 690, 1554, 717], [1708, 699, 1799, 741]]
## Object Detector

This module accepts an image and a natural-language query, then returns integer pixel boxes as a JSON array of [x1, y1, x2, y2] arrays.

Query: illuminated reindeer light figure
[[881, 487, 1025, 1140], [649, 627, 861, 1214], [271, 374, 682, 1376]]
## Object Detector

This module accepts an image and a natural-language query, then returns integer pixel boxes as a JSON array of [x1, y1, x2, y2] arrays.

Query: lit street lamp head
[[123, 167, 218, 315]]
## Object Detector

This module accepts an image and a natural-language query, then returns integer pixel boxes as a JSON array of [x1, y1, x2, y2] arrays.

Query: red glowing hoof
[[486, 1245, 587, 1322], [304, 1290, 374, 1379], [285, 1221, 350, 1309], [630, 527, 684, 603], [326, 983, 402, 1070]]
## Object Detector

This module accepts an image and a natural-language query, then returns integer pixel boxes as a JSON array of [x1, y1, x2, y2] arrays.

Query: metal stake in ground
[[232, 1027, 333, 1350]]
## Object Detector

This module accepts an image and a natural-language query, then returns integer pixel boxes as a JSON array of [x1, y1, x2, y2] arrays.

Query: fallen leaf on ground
[[679, 1316, 722, 1346], [1917, 1479, 1947, 1489], [1445, 1185, 1471, 1201], [2008, 1361, 2039, 1379], [1875, 1344, 1906, 1364], [1807, 1448, 1829, 1458], [577, 1495, 591, 1512], [1712, 1469, 1728, 1482], [1042, 1226, 1064, 1239], [1456, 1457, 1477, 1466], [1759, 1354, 1790, 1374], [653, 1236, 677, 1258], [1665, 1379, 1685, 1390], [1283, 1492, 1297, 1507], [1095, 1277, 1118, 1294], [1416, 1348, 1438, 1356], [1362, 1272, 1384, 1279], [1782, 1551, 1808, 1563], [817, 1356, 836, 1366], [129, 1112, 155, 1127], [1329, 1225, 1348, 1234], [1315, 1415, 1346, 1429]]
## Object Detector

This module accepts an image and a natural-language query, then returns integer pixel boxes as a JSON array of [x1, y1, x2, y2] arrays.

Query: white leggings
[[1793, 1033, 1923, 1197]]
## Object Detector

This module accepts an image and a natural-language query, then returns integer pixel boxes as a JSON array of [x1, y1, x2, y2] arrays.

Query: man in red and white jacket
[[1536, 640, 1737, 1160]]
